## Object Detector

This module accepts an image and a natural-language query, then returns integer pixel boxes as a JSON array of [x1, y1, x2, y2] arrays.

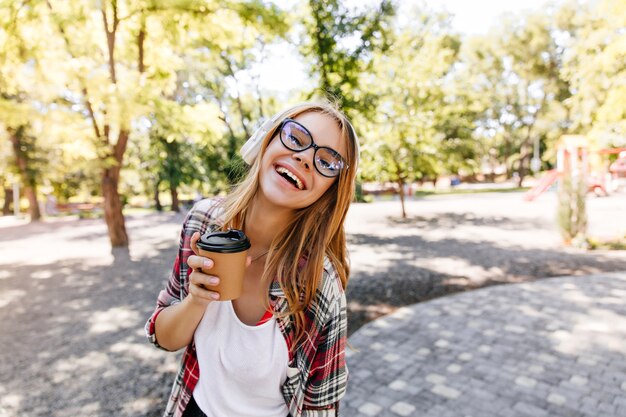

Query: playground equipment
[[524, 135, 626, 201], [608, 151, 626, 191], [524, 169, 559, 201]]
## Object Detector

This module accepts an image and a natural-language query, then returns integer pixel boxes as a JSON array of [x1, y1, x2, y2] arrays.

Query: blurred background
[[1, 1, 626, 416], [1, 0, 624, 248]]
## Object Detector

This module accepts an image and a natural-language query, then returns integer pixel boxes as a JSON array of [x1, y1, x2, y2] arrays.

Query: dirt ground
[[344, 192, 626, 334], [0, 191, 624, 416]]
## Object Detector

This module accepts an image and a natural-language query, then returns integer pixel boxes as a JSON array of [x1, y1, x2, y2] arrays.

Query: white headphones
[[239, 107, 360, 167], [239, 112, 283, 165]]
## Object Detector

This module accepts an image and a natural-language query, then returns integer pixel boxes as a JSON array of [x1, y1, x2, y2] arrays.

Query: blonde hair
[[219, 101, 358, 350]]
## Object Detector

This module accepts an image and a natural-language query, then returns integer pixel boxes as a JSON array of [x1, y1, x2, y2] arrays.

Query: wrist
[[184, 292, 212, 310]]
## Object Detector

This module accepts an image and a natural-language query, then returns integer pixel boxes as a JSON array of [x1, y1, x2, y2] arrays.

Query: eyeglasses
[[278, 118, 349, 178]]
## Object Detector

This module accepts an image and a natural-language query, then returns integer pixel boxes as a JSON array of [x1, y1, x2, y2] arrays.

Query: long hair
[[218, 101, 358, 350]]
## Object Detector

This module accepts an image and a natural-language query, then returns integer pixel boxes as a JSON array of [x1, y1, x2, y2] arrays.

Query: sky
[[256, 0, 553, 94], [432, 0, 550, 35]]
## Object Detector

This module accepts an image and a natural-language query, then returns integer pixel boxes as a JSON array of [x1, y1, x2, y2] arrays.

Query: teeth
[[276, 166, 304, 190]]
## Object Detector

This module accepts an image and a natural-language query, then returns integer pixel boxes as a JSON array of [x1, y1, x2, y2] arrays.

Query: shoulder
[[183, 197, 224, 232]]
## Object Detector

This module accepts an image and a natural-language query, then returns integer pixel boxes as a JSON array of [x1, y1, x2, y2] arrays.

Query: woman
[[145, 101, 359, 417]]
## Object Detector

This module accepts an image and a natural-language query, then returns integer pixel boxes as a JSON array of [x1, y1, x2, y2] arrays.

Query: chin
[[259, 181, 311, 210]]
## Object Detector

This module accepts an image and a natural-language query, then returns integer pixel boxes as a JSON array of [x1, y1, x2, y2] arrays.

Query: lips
[[275, 164, 306, 190]]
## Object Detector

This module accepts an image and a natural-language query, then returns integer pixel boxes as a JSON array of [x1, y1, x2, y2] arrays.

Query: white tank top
[[193, 300, 290, 417]]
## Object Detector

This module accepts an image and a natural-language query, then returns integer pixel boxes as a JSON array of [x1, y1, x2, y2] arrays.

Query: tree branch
[[137, 16, 146, 73], [46, 1, 107, 145], [220, 54, 250, 138], [81, 88, 109, 147], [101, 0, 117, 84]]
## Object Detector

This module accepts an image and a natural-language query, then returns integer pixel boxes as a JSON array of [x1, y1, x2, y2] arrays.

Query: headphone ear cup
[[240, 126, 264, 165], [348, 121, 360, 168], [240, 113, 282, 165]]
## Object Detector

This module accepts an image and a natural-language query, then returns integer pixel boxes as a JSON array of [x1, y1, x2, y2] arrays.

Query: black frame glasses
[[278, 118, 349, 178]]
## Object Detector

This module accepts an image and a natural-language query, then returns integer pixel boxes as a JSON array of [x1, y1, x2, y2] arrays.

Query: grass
[[362, 186, 530, 202], [587, 237, 626, 251], [413, 186, 529, 197]]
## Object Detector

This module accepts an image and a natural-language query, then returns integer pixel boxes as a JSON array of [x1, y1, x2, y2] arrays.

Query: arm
[[153, 291, 207, 352], [145, 206, 222, 351]]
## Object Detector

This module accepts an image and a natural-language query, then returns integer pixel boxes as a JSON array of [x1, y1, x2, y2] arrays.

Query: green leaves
[[360, 7, 467, 188], [301, 0, 396, 116], [1, 0, 624, 224], [560, 0, 626, 147]]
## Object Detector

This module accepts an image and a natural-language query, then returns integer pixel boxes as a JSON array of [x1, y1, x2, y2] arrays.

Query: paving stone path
[[342, 272, 626, 417]]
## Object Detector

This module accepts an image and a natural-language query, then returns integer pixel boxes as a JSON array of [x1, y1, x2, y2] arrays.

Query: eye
[[317, 155, 342, 173], [288, 134, 303, 147], [319, 158, 333, 169]]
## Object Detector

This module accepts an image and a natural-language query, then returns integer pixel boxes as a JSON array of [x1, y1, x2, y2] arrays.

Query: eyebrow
[[292, 119, 346, 153]]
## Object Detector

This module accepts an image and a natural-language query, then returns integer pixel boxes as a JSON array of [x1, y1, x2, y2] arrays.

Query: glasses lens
[[315, 148, 345, 177], [281, 121, 311, 151]]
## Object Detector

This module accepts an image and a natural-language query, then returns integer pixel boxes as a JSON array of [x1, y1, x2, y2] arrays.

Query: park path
[[0, 191, 625, 416], [342, 272, 626, 417], [344, 192, 626, 332]]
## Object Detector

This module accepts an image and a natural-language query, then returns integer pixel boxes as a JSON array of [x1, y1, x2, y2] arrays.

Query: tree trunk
[[170, 183, 180, 212], [397, 178, 407, 219], [517, 167, 526, 187], [8, 126, 41, 221], [518, 143, 530, 188], [154, 180, 162, 212], [101, 129, 130, 247], [3, 187, 13, 215], [102, 168, 128, 247], [25, 186, 41, 221]]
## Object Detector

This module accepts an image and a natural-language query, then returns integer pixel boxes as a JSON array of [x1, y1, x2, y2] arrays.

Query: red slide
[[524, 169, 559, 201]]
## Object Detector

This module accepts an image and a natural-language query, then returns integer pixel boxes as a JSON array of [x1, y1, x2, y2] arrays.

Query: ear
[[240, 112, 282, 165]]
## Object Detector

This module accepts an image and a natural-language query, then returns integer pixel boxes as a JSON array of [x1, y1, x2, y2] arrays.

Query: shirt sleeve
[[303, 282, 349, 413], [144, 208, 196, 351]]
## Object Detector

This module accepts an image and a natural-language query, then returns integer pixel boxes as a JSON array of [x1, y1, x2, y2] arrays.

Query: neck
[[244, 193, 295, 252]]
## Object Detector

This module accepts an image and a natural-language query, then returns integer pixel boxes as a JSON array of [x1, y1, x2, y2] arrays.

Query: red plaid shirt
[[145, 199, 348, 417]]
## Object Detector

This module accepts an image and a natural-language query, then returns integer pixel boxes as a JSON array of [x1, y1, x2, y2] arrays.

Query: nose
[[292, 148, 314, 171]]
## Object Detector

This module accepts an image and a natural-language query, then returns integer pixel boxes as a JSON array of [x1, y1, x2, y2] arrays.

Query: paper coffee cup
[[196, 229, 251, 300]]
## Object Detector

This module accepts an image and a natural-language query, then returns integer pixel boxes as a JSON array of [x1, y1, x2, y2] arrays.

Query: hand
[[189, 231, 253, 266], [187, 232, 221, 306]]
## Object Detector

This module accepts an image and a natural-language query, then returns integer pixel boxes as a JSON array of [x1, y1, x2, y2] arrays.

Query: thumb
[[190, 232, 201, 255]]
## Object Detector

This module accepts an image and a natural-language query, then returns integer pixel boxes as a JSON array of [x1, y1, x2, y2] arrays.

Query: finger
[[190, 271, 220, 293], [246, 255, 252, 268], [190, 232, 200, 255], [190, 269, 219, 286], [188, 255, 214, 271], [189, 279, 220, 301]]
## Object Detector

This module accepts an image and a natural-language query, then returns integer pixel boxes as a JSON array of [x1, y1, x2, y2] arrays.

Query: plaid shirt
[[145, 198, 348, 417]]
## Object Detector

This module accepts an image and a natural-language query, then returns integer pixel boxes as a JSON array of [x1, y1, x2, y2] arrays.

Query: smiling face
[[258, 111, 347, 211]]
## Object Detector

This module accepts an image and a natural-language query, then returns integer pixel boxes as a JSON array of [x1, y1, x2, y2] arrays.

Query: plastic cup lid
[[197, 229, 251, 253]]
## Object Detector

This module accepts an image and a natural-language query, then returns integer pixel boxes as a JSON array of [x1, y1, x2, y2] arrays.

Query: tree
[[0, 1, 57, 221], [39, 0, 286, 247], [7, 125, 44, 220], [560, 0, 626, 147], [188, 19, 288, 188], [461, 11, 566, 186], [300, 0, 395, 118], [42, 0, 151, 245], [128, 1, 288, 207], [360, 9, 462, 218], [134, 98, 222, 211]]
